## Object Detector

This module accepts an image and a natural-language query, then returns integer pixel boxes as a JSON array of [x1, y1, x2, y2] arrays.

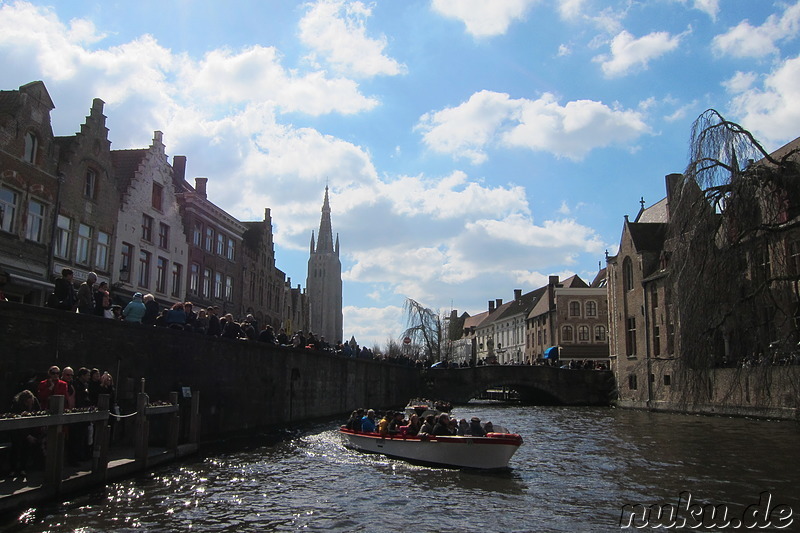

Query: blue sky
[[1, 0, 799, 347]]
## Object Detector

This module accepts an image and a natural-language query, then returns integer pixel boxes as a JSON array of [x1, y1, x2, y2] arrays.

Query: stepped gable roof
[[635, 197, 669, 223], [627, 221, 667, 253], [110, 148, 147, 192]]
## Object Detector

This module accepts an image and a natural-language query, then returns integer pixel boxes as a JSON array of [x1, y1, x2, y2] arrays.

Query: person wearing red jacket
[[36, 365, 68, 409]]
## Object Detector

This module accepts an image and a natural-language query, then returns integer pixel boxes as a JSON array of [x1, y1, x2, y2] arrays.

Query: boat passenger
[[417, 415, 435, 436], [388, 412, 406, 434], [401, 414, 421, 436], [377, 411, 392, 436], [346, 409, 364, 431], [457, 419, 469, 436], [432, 413, 454, 436], [483, 421, 494, 434], [361, 409, 377, 432], [468, 417, 486, 437]]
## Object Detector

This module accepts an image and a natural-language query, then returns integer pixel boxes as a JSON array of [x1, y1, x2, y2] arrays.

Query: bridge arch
[[423, 366, 614, 406]]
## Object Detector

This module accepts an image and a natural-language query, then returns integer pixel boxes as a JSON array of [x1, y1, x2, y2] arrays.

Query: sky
[[1, 0, 799, 348]]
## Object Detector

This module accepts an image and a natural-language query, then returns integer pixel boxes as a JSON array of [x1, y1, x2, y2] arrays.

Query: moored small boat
[[339, 427, 523, 469]]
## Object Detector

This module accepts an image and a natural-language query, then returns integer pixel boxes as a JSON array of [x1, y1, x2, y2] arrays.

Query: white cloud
[[431, 0, 537, 37], [185, 46, 378, 115], [671, 0, 719, 21], [726, 54, 800, 146], [299, 0, 406, 77], [416, 90, 651, 162], [594, 29, 683, 78], [712, 2, 800, 58]]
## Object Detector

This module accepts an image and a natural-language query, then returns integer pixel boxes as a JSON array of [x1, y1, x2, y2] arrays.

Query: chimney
[[495, 298, 503, 309], [549, 275, 559, 286], [514, 289, 522, 301], [488, 300, 495, 312], [173, 155, 187, 183], [195, 177, 208, 199]]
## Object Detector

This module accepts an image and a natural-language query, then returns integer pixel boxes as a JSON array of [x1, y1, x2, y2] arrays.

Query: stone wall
[[0, 302, 420, 438]]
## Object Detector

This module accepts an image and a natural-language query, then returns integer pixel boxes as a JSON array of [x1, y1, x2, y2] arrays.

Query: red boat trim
[[339, 427, 523, 446]]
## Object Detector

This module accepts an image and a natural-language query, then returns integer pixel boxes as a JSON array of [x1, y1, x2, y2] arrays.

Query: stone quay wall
[[0, 302, 420, 439]]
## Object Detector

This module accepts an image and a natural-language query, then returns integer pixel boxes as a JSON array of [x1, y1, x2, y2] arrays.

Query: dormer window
[[24, 132, 37, 163]]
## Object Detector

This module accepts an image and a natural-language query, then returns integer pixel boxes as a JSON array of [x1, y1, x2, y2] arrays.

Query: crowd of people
[[344, 408, 494, 438], [5, 364, 117, 479]]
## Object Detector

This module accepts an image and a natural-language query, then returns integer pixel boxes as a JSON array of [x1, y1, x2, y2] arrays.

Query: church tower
[[306, 186, 343, 344]]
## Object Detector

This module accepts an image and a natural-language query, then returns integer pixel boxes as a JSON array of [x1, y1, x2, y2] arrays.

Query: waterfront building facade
[[52, 98, 119, 295], [171, 156, 245, 315], [110, 133, 189, 308], [241, 209, 286, 330], [0, 81, 61, 304], [306, 187, 342, 345]]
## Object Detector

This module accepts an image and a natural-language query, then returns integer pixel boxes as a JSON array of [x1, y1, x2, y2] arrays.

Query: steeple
[[314, 186, 335, 255]]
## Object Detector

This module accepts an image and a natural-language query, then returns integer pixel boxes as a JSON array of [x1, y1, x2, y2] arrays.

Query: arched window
[[578, 325, 590, 341], [623, 257, 634, 291], [24, 132, 37, 163], [562, 325, 573, 342], [586, 300, 597, 317], [595, 325, 606, 342], [569, 301, 581, 317]]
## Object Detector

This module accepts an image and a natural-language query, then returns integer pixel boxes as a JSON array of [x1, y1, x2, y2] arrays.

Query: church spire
[[314, 186, 335, 254]]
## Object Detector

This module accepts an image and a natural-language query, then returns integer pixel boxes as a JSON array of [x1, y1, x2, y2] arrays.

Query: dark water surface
[[3, 403, 799, 532]]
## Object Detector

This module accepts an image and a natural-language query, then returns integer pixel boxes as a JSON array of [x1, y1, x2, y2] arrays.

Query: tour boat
[[338, 427, 523, 469]]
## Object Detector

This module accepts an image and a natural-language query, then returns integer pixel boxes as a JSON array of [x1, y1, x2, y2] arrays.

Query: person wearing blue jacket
[[122, 292, 146, 323]]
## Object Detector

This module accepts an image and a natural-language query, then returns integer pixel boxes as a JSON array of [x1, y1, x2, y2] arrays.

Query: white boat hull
[[339, 428, 523, 469]]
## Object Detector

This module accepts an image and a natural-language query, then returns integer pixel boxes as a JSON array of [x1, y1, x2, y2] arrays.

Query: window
[[595, 325, 606, 342], [623, 257, 634, 291], [142, 214, 153, 242], [172, 263, 183, 298], [138, 250, 151, 287], [26, 199, 45, 242], [569, 301, 581, 317], [663, 374, 671, 386], [55, 215, 72, 258], [216, 233, 225, 256], [193, 222, 202, 247], [628, 374, 638, 391], [586, 301, 597, 317], [227, 237, 235, 261], [156, 257, 168, 293], [158, 222, 170, 249], [653, 326, 661, 356], [76, 224, 92, 264], [85, 169, 96, 199], [24, 132, 37, 163], [214, 272, 223, 299], [650, 285, 659, 310], [203, 267, 212, 297], [120, 243, 133, 279], [578, 325, 590, 342], [190, 263, 199, 293], [225, 275, 233, 301], [95, 231, 110, 271], [562, 325, 573, 342], [0, 186, 18, 232], [152, 182, 163, 211], [205, 227, 214, 252], [626, 317, 637, 356]]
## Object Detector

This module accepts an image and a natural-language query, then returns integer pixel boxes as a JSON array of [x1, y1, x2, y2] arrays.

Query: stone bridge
[[422, 365, 616, 405]]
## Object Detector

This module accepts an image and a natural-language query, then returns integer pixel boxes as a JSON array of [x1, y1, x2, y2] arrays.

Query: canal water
[[3, 403, 799, 532]]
